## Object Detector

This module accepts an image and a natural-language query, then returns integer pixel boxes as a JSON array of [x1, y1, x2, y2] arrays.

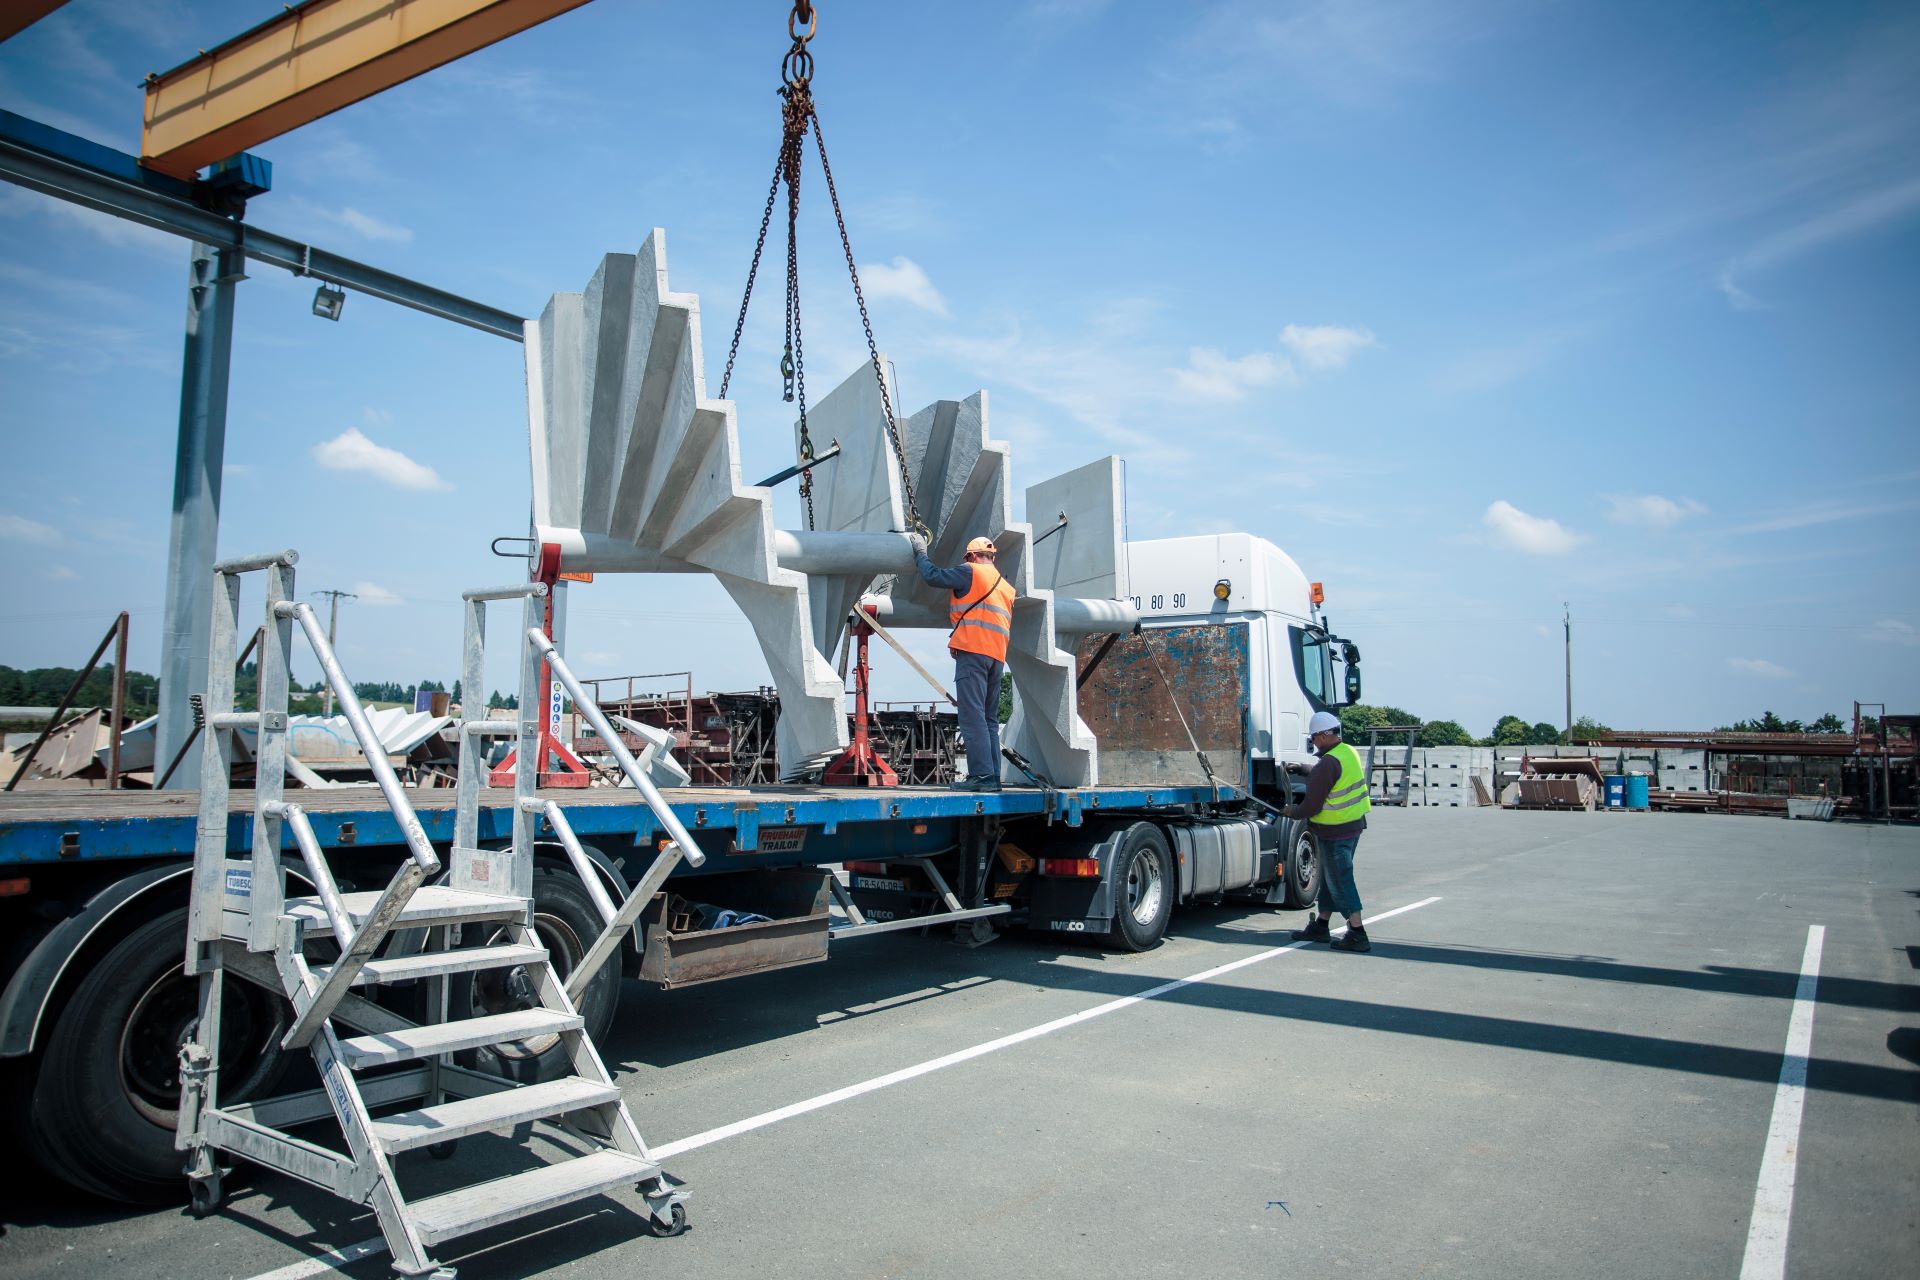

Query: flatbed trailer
[[0, 773, 1315, 1206]]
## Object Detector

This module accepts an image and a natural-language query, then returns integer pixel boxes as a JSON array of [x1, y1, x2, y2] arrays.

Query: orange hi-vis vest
[[949, 563, 1016, 661]]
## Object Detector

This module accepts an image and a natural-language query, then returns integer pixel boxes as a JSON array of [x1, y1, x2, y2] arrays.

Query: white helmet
[[1308, 711, 1342, 737]]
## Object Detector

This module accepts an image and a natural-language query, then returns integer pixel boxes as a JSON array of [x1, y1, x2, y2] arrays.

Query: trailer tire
[[1107, 823, 1175, 952], [456, 867, 618, 1083], [1282, 824, 1321, 909], [29, 906, 291, 1203]]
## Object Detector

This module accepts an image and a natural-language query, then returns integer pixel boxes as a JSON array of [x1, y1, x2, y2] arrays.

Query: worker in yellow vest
[[1288, 710, 1374, 952], [908, 533, 1016, 791]]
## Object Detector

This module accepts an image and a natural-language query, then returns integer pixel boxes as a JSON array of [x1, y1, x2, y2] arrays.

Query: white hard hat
[[1308, 711, 1342, 736]]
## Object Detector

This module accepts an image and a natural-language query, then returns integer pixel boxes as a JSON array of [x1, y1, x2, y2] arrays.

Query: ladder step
[[342, 944, 548, 987], [373, 1076, 619, 1153], [407, 1149, 659, 1247], [287, 885, 528, 936], [338, 1009, 582, 1070]]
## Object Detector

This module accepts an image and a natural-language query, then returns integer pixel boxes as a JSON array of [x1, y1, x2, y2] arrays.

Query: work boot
[[951, 775, 1000, 792], [1331, 924, 1371, 953], [1290, 916, 1331, 943]]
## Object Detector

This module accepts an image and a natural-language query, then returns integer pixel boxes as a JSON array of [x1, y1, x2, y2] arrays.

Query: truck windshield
[[1290, 626, 1331, 710]]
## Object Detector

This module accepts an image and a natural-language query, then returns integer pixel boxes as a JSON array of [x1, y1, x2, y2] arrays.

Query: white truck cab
[[1121, 533, 1361, 787]]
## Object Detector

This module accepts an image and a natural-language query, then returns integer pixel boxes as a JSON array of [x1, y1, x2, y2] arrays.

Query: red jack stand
[[822, 616, 898, 787], [489, 542, 592, 789]]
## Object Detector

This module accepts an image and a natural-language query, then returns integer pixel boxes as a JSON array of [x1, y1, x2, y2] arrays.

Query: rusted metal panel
[[637, 869, 830, 989], [1075, 624, 1249, 789]]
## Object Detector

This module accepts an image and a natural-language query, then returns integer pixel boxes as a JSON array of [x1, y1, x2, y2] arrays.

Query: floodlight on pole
[[312, 282, 345, 321]]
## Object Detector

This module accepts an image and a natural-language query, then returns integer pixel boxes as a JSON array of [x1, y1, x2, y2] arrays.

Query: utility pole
[[1563, 601, 1573, 744], [315, 589, 356, 714]]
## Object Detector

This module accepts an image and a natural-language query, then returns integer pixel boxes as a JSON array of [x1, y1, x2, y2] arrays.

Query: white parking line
[[243, 895, 1442, 1280], [1738, 923, 1825, 1280]]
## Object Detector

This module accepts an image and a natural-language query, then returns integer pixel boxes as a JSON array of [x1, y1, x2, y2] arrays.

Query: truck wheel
[[1108, 823, 1175, 952], [1283, 824, 1321, 909], [456, 867, 618, 1083], [31, 906, 291, 1203]]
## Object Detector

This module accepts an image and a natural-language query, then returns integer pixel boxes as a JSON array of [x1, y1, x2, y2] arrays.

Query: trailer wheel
[[456, 867, 618, 1083], [30, 906, 291, 1203], [1282, 824, 1321, 909], [1108, 823, 1175, 952]]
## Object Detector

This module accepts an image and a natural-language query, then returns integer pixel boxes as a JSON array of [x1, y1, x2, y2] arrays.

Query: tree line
[[1335, 703, 1861, 748], [0, 663, 517, 723]]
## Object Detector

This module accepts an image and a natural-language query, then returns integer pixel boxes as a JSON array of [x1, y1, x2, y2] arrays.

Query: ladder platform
[[373, 1075, 618, 1153], [341, 943, 548, 987], [286, 885, 529, 935], [407, 1149, 660, 1247], [338, 1008, 582, 1069]]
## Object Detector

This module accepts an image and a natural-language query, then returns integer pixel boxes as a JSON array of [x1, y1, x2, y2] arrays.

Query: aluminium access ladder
[[175, 552, 706, 1277]]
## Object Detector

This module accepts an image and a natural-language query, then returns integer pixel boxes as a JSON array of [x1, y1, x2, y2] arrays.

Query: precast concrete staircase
[[525, 229, 1135, 787]]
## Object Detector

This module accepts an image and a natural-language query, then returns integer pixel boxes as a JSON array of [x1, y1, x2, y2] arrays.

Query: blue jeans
[[1316, 835, 1363, 918], [953, 651, 1004, 779]]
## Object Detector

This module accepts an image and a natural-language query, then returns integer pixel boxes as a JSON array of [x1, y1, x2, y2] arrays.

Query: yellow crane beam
[[140, 0, 592, 179], [1, 1, 74, 45]]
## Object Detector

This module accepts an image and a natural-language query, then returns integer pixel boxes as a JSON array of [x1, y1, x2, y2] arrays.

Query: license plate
[[852, 875, 907, 893]]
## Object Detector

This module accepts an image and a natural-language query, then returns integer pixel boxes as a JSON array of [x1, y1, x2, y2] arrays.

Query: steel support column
[[156, 242, 241, 789]]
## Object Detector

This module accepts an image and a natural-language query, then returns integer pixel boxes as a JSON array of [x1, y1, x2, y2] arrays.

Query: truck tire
[[456, 866, 619, 1082], [29, 906, 291, 1203], [1107, 823, 1175, 952], [1283, 824, 1321, 909]]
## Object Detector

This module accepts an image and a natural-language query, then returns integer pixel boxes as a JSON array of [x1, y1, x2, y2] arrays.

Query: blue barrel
[[1625, 774, 1650, 810], [1604, 775, 1626, 808]]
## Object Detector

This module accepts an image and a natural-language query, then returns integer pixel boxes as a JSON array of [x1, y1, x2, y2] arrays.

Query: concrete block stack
[[1368, 745, 1498, 806]]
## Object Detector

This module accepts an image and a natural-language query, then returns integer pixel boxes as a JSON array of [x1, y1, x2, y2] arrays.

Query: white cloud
[[0, 513, 61, 544], [311, 428, 451, 492], [1279, 323, 1377, 370], [1870, 619, 1919, 647], [1728, 657, 1793, 679], [1718, 175, 1920, 309], [1482, 500, 1584, 556], [1173, 347, 1291, 400], [1663, 603, 1696, 619], [350, 582, 404, 606], [858, 256, 948, 316], [1727, 497, 1919, 535], [335, 208, 414, 243], [1605, 494, 1708, 528], [46, 564, 77, 581]]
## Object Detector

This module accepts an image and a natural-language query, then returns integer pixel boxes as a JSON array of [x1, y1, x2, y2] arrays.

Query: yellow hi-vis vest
[[1310, 741, 1372, 825]]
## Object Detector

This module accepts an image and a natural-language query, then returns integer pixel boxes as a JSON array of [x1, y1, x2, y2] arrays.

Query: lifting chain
[[717, 1, 927, 538]]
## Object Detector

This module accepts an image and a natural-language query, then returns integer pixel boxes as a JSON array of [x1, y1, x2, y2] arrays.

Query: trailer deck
[[0, 781, 1232, 868]]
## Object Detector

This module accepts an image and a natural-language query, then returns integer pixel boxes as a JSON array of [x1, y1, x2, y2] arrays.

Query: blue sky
[[2, 0, 1916, 734]]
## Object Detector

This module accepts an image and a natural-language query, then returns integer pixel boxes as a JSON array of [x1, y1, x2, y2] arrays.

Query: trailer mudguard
[[0, 863, 192, 1057]]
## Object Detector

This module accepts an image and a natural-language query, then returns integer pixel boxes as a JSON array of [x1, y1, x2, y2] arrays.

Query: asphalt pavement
[[3, 807, 1915, 1279]]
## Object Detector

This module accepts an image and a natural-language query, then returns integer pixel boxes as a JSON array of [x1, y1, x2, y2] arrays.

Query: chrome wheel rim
[[1124, 846, 1164, 925]]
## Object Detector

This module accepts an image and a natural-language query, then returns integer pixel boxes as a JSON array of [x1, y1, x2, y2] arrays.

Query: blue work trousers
[[1315, 834, 1364, 918], [953, 650, 1004, 780]]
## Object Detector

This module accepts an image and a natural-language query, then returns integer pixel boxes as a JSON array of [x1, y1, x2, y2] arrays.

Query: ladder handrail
[[530, 629, 706, 869], [277, 600, 440, 876], [270, 801, 355, 949]]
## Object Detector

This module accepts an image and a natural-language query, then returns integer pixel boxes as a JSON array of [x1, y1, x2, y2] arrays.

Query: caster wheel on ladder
[[642, 1201, 688, 1238], [427, 1140, 459, 1160]]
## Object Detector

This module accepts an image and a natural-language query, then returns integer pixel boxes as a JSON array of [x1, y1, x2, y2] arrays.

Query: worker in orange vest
[[908, 533, 1017, 790]]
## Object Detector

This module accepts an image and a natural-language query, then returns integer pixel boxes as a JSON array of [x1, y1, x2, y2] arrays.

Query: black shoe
[[951, 775, 1002, 792], [1331, 925, 1371, 953], [1290, 916, 1331, 943]]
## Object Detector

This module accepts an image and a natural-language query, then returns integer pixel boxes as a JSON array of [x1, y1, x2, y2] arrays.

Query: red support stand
[[822, 618, 898, 788], [488, 542, 592, 788]]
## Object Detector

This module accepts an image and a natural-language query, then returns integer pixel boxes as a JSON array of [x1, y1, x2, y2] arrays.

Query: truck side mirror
[[1341, 640, 1360, 665], [1345, 666, 1362, 703]]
